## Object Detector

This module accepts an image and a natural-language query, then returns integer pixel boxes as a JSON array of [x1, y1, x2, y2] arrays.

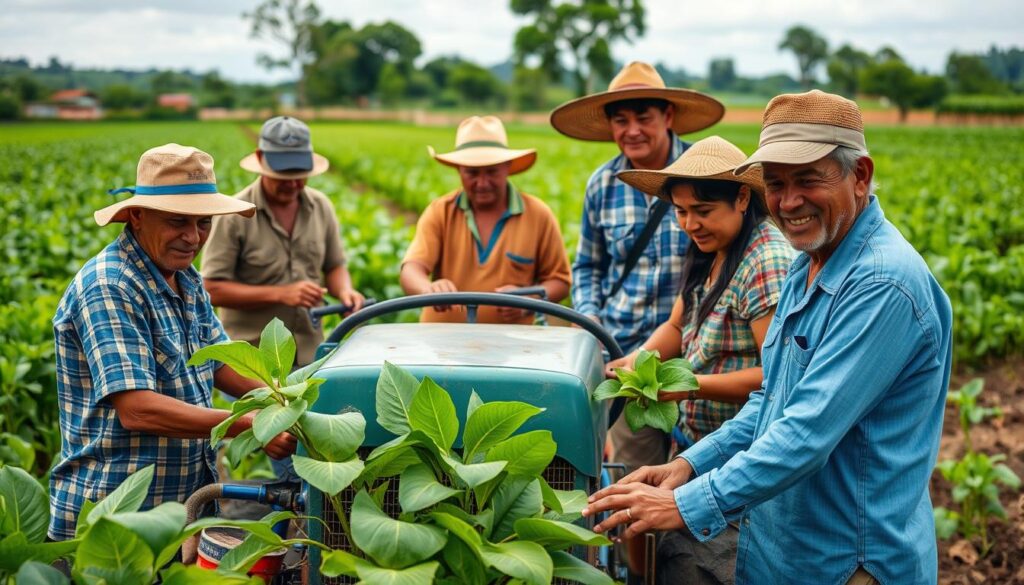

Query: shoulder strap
[[608, 199, 671, 300]]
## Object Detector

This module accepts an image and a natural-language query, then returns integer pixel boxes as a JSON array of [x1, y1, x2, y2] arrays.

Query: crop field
[[1, 119, 1022, 479]]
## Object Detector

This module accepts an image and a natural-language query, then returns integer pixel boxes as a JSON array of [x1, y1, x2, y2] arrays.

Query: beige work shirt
[[201, 179, 346, 366]]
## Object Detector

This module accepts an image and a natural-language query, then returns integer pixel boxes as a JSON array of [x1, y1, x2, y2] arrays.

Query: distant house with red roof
[[25, 89, 103, 120], [157, 93, 196, 112]]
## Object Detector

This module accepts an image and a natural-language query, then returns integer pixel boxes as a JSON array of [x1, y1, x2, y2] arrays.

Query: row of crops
[[1, 120, 1022, 476]]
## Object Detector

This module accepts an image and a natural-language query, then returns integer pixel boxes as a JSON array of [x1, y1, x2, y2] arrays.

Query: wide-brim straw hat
[[617, 136, 764, 203], [735, 90, 867, 175], [550, 61, 725, 141], [95, 143, 256, 226], [429, 115, 536, 175]]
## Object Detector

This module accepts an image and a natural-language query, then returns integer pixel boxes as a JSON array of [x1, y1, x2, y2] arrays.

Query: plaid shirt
[[678, 220, 795, 442], [572, 134, 690, 353], [49, 229, 227, 540]]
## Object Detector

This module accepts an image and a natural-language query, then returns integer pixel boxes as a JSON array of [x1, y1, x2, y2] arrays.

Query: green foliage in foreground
[[593, 350, 699, 433]]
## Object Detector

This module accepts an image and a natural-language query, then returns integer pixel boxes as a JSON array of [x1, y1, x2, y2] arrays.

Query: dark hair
[[664, 177, 768, 331], [603, 98, 671, 119]]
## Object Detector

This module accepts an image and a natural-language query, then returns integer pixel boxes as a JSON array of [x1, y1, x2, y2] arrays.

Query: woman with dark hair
[[609, 136, 795, 584]]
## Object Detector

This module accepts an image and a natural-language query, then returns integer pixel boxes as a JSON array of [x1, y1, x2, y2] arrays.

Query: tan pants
[[845, 568, 879, 585], [608, 413, 670, 472]]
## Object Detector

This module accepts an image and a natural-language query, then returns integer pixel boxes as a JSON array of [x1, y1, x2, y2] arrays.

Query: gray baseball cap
[[258, 116, 314, 172]]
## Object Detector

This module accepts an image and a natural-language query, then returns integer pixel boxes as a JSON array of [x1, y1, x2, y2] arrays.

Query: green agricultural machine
[[303, 291, 626, 584]]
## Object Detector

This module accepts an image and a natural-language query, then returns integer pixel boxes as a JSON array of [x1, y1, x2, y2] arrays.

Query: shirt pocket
[[608, 224, 637, 262], [506, 252, 535, 273], [153, 330, 183, 378]]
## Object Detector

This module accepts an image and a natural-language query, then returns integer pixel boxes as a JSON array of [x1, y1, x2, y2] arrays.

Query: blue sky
[[1, 0, 1020, 82]]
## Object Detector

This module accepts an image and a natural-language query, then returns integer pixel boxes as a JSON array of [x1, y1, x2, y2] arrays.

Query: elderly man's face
[[762, 155, 872, 261], [128, 208, 212, 276], [458, 163, 510, 210], [608, 105, 674, 167]]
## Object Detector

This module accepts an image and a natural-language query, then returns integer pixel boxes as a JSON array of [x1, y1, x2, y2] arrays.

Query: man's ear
[[854, 156, 874, 199], [662, 103, 675, 128]]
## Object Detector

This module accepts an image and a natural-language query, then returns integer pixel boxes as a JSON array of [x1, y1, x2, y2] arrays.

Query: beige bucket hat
[[95, 143, 256, 226], [550, 61, 725, 141], [735, 90, 867, 175], [617, 136, 764, 203], [429, 116, 537, 175], [239, 116, 330, 180]]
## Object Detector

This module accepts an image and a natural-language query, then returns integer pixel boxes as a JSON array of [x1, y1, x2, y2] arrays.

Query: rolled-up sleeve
[[675, 282, 925, 541]]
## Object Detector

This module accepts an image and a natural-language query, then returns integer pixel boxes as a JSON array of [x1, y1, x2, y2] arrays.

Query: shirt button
[[783, 336, 790, 345], [701, 528, 710, 536], [743, 518, 750, 526]]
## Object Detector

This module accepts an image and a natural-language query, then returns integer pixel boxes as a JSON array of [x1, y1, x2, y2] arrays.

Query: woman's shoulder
[[744, 220, 796, 264]]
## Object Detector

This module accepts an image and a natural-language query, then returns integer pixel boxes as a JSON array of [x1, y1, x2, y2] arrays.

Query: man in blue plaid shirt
[[49, 144, 297, 540], [551, 62, 725, 473]]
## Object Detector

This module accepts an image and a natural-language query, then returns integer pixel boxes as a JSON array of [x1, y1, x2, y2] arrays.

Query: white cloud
[[0, 0, 1020, 82]]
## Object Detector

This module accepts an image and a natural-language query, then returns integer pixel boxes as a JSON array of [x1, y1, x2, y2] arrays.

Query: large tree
[[708, 57, 736, 91], [244, 0, 322, 106], [511, 0, 646, 97], [861, 58, 947, 121], [827, 44, 872, 97], [946, 52, 1008, 95], [779, 25, 829, 90]]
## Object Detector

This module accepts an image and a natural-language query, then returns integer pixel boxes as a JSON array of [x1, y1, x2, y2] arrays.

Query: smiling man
[[583, 91, 954, 585], [49, 144, 296, 541], [400, 115, 570, 323]]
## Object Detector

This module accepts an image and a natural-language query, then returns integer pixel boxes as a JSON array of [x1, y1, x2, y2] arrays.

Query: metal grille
[[319, 455, 599, 584]]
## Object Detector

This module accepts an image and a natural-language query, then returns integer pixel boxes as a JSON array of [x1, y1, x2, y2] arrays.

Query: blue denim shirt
[[676, 197, 952, 584]]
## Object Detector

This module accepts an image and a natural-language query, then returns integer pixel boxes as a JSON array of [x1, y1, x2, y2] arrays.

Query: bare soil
[[936, 359, 1024, 584]]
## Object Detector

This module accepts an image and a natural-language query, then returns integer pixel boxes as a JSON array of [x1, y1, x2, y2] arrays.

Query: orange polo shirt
[[402, 185, 571, 324]]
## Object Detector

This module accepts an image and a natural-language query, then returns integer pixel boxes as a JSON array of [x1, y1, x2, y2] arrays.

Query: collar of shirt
[[455, 182, 524, 262], [117, 228, 201, 303], [788, 195, 884, 298]]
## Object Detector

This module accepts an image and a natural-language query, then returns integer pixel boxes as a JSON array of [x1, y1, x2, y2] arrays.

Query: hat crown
[[259, 116, 313, 151], [136, 143, 217, 187], [454, 116, 509, 148], [608, 61, 667, 92], [762, 90, 863, 131], [676, 136, 748, 174]]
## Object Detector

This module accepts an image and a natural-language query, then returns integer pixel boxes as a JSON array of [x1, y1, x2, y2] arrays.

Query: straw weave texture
[[762, 90, 863, 131]]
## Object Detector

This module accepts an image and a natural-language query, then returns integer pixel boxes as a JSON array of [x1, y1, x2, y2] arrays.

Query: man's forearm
[[539, 278, 570, 304], [110, 390, 251, 439], [205, 280, 282, 310], [215, 365, 266, 399], [399, 262, 433, 296], [325, 265, 349, 299]]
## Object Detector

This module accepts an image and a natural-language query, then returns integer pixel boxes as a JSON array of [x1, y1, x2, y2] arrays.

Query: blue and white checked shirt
[[49, 229, 227, 540], [571, 133, 690, 353], [677, 198, 953, 584]]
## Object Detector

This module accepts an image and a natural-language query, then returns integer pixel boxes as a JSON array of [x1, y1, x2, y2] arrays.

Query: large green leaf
[[408, 377, 459, 451], [624, 399, 679, 433], [15, 561, 70, 585], [658, 358, 699, 391], [252, 398, 306, 444], [442, 455, 507, 488], [355, 561, 440, 585], [592, 379, 628, 401], [285, 349, 333, 385], [0, 465, 49, 543], [218, 533, 286, 573], [480, 540, 552, 585], [490, 478, 543, 541], [513, 518, 611, 550], [376, 361, 420, 435], [0, 533, 78, 572], [545, 489, 589, 522], [212, 400, 265, 444], [432, 503, 493, 536], [258, 318, 296, 381], [187, 341, 275, 387], [551, 550, 614, 584], [350, 490, 447, 569], [84, 465, 154, 529], [292, 455, 364, 496], [427, 511, 483, 548], [300, 411, 365, 461], [485, 430, 556, 478], [358, 444, 423, 486], [321, 548, 365, 577], [154, 512, 294, 568], [462, 402, 543, 462], [74, 517, 154, 585], [466, 390, 484, 421], [398, 464, 461, 513], [225, 429, 263, 469], [105, 502, 186, 557], [441, 536, 487, 584], [160, 563, 262, 584]]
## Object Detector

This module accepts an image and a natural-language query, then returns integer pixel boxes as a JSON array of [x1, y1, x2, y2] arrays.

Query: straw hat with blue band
[[95, 143, 256, 226], [429, 116, 537, 175], [239, 116, 330, 180]]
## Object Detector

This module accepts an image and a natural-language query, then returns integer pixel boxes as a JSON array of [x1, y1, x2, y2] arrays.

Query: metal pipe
[[181, 483, 225, 564]]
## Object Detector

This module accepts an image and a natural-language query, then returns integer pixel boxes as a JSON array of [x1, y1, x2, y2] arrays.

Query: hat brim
[[94, 193, 256, 226], [550, 88, 725, 141], [617, 166, 764, 206], [240, 152, 330, 179], [734, 141, 838, 175], [428, 146, 537, 175]]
